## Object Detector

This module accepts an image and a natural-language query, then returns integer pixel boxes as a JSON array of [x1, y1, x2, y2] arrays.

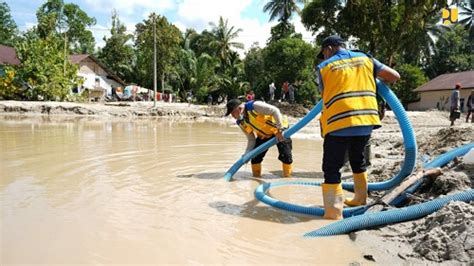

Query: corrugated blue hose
[[304, 143, 474, 237], [223, 101, 323, 181], [253, 81, 417, 217], [390, 142, 474, 206], [225, 80, 417, 188]]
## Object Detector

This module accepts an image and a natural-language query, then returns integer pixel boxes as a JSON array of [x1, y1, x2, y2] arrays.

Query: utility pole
[[153, 14, 157, 108], [58, 4, 67, 76]]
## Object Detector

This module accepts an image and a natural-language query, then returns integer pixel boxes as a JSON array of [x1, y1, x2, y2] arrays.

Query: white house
[[69, 54, 126, 98], [408, 70, 474, 111]]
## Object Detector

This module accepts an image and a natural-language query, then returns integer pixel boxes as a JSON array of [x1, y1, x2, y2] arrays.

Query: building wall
[[76, 58, 123, 96], [408, 89, 473, 111]]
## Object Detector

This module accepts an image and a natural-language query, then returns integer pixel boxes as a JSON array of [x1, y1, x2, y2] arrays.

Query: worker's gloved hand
[[275, 131, 285, 142]]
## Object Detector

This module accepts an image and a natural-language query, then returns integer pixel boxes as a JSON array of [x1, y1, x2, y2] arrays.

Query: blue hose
[[305, 143, 474, 237], [390, 142, 474, 206], [304, 189, 474, 237], [226, 80, 417, 187], [362, 81, 417, 191], [255, 180, 366, 218], [223, 101, 322, 181], [254, 81, 417, 217]]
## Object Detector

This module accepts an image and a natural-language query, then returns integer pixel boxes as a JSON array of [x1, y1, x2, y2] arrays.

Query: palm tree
[[457, 0, 473, 44], [263, 0, 306, 23], [209, 16, 244, 69]]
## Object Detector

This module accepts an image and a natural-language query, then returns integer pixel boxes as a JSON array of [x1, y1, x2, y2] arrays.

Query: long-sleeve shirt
[[241, 101, 283, 153], [450, 90, 460, 109]]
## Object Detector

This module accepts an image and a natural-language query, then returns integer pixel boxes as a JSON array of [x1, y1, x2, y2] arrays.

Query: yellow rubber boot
[[251, 163, 262, 177], [282, 163, 292, 177], [322, 183, 344, 220], [344, 172, 368, 207]]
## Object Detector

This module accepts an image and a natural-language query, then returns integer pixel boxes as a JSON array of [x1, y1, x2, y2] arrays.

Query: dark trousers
[[251, 136, 293, 164], [322, 134, 370, 184]]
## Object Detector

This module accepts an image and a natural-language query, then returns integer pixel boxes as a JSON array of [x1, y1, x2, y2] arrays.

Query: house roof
[[0, 44, 20, 65], [414, 70, 474, 92], [69, 54, 126, 86]]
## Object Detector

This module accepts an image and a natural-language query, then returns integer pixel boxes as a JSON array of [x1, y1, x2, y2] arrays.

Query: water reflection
[[1, 115, 365, 264]]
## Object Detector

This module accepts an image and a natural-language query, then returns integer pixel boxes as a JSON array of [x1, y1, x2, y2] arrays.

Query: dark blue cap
[[317, 35, 345, 59], [225, 99, 241, 116]]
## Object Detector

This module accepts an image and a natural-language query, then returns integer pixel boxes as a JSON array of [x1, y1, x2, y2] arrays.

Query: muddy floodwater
[[1, 115, 366, 265]]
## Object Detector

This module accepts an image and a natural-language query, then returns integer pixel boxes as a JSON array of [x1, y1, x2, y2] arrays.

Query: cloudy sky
[[5, 0, 316, 52]]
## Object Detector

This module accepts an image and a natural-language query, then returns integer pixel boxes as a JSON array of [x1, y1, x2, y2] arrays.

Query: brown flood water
[[1, 115, 365, 265]]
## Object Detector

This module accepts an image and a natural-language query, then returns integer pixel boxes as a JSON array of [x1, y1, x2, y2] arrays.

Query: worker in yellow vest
[[225, 99, 293, 177], [316, 35, 400, 220]]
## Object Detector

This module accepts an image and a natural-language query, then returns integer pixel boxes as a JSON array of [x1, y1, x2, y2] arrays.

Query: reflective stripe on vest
[[238, 109, 288, 139], [319, 54, 381, 137]]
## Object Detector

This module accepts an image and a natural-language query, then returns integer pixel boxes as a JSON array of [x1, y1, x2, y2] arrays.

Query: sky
[[5, 0, 316, 53]]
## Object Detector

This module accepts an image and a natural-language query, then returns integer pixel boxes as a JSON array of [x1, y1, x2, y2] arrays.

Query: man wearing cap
[[449, 83, 461, 126], [316, 35, 400, 220], [225, 99, 293, 177]]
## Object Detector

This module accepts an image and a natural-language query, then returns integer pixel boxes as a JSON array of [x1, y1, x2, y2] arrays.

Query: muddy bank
[[0, 100, 310, 119], [349, 112, 474, 264]]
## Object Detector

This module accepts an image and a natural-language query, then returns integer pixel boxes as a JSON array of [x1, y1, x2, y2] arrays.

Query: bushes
[[0, 66, 21, 100]]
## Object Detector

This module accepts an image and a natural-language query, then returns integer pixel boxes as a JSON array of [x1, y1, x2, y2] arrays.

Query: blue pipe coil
[[305, 189, 474, 237], [253, 81, 417, 217], [305, 144, 474, 237], [225, 80, 417, 188], [223, 101, 323, 181], [255, 180, 366, 218]]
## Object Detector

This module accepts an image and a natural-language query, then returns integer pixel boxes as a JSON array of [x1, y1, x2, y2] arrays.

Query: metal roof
[[0, 44, 20, 65], [69, 54, 126, 86], [414, 70, 474, 92]]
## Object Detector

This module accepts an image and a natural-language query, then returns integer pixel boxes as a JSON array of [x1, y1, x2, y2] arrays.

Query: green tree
[[217, 51, 248, 100], [263, 37, 317, 103], [189, 29, 216, 57], [209, 16, 244, 70], [0, 2, 18, 46], [36, 0, 96, 53], [244, 43, 266, 93], [392, 64, 428, 107], [263, 0, 306, 23], [426, 25, 473, 78], [98, 10, 134, 82], [0, 66, 21, 100], [301, 0, 447, 66], [16, 35, 79, 101], [268, 21, 302, 43], [134, 13, 181, 91], [458, 0, 473, 49], [171, 47, 218, 101]]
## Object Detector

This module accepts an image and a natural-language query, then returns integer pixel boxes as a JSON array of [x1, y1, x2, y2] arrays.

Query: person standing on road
[[449, 83, 461, 126], [466, 90, 474, 123]]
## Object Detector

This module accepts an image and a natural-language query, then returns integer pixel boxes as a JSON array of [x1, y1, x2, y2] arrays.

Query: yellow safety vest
[[319, 53, 381, 137], [238, 107, 289, 139]]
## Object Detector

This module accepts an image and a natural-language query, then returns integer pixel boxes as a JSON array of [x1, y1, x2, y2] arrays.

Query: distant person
[[460, 98, 465, 113], [187, 91, 193, 106], [466, 90, 474, 123], [269, 82, 276, 101], [315, 35, 400, 220], [207, 94, 213, 106], [281, 81, 289, 101], [246, 90, 255, 102], [288, 83, 296, 103], [224, 99, 293, 177], [449, 83, 461, 126]]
